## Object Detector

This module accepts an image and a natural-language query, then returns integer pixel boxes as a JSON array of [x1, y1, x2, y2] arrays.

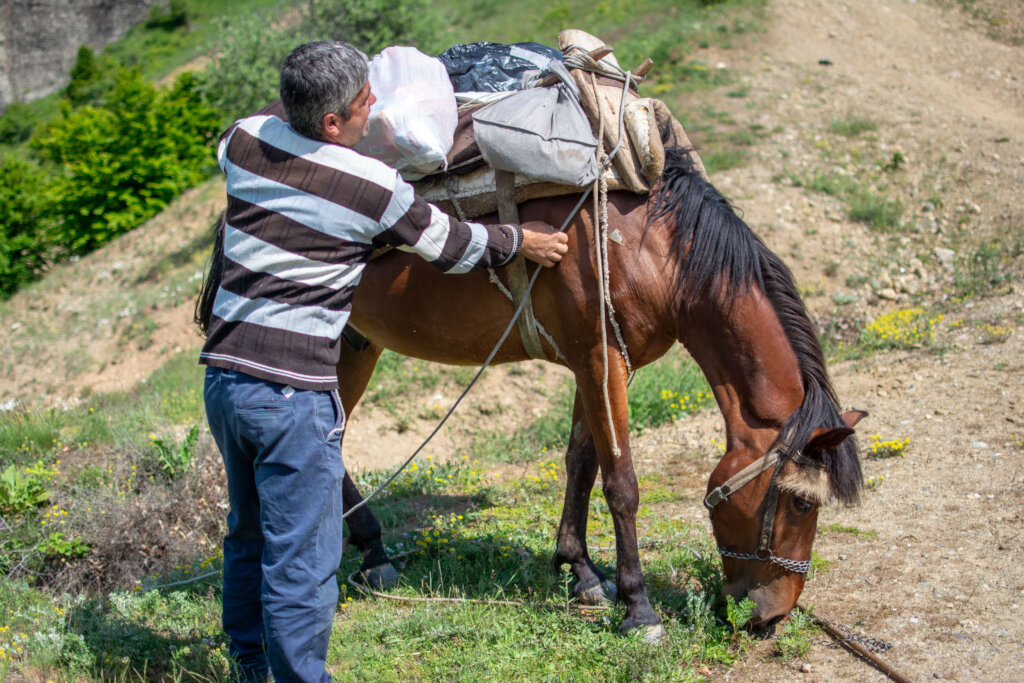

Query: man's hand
[[520, 221, 569, 267]]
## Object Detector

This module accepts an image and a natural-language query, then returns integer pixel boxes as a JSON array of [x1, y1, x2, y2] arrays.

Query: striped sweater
[[200, 114, 522, 390]]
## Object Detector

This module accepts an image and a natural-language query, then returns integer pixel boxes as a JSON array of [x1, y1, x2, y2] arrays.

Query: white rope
[[590, 71, 634, 458], [342, 189, 595, 521], [143, 569, 221, 592], [485, 269, 565, 361]]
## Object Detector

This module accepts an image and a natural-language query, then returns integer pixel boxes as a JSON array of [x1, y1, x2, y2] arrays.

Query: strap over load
[[412, 30, 707, 220], [472, 59, 599, 187]]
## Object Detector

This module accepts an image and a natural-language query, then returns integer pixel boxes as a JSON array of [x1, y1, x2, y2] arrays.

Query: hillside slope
[[1, 0, 1022, 679]]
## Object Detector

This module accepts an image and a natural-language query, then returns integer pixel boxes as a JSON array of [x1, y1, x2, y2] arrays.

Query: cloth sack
[[472, 78, 598, 187], [354, 46, 457, 177]]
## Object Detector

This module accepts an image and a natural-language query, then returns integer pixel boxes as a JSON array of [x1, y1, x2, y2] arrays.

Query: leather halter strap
[[703, 449, 783, 511], [704, 447, 819, 575]]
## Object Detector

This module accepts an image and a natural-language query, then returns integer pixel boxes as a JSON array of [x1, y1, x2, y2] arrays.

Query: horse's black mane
[[649, 147, 862, 504]]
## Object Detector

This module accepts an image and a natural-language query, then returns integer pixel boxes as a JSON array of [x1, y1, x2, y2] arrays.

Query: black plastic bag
[[437, 41, 563, 93]]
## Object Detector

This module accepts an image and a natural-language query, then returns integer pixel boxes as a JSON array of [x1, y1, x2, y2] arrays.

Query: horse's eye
[[792, 496, 813, 514]]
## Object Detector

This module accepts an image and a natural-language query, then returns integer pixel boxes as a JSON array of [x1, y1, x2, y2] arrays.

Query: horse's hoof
[[618, 620, 667, 644], [634, 624, 667, 644], [575, 579, 617, 606], [359, 562, 400, 589]]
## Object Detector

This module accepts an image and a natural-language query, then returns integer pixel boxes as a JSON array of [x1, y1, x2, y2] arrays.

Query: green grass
[[791, 171, 904, 231], [629, 348, 714, 433], [0, 429, 746, 681], [101, 0, 287, 81], [829, 116, 877, 138], [772, 607, 819, 660], [847, 188, 903, 230], [820, 523, 878, 538]]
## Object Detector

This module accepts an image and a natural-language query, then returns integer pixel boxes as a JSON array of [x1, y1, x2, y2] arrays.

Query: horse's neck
[[681, 285, 804, 452]]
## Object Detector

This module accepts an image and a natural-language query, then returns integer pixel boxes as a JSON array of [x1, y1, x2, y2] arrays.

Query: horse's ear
[[840, 410, 868, 429], [805, 426, 855, 452]]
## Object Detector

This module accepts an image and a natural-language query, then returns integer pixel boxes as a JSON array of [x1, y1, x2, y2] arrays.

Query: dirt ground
[[2, 0, 1022, 679], [678, 0, 1024, 679]]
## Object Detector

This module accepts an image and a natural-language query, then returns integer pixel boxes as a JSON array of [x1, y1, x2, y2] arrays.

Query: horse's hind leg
[[553, 391, 616, 605], [336, 338, 398, 589]]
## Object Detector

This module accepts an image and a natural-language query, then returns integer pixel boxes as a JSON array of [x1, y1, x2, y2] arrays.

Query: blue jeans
[[204, 368, 345, 683]]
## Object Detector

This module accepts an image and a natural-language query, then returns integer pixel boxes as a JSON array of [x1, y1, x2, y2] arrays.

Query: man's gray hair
[[280, 41, 369, 140]]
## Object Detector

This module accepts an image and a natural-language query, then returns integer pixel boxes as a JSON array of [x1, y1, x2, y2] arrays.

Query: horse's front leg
[[576, 349, 664, 641], [335, 337, 398, 589], [553, 390, 617, 605]]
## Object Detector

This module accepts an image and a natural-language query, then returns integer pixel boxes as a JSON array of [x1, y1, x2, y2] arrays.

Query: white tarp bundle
[[354, 46, 457, 178]]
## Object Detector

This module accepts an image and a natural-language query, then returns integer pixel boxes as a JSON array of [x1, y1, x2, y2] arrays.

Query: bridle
[[703, 447, 823, 575]]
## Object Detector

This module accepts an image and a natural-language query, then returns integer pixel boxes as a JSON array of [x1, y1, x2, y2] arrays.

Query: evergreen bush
[[31, 69, 222, 255], [0, 159, 54, 296]]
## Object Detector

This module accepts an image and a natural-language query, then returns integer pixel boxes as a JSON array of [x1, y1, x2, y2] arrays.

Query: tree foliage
[[201, 0, 447, 123], [0, 159, 54, 296], [308, 0, 446, 56], [32, 69, 221, 256], [200, 10, 303, 122]]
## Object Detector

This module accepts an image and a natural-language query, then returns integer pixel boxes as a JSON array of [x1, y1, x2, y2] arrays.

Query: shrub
[[32, 68, 222, 255], [306, 0, 446, 56], [145, 0, 190, 31], [64, 46, 111, 107], [0, 159, 55, 296], [0, 102, 40, 144], [0, 464, 52, 516], [150, 424, 200, 480], [199, 10, 302, 121]]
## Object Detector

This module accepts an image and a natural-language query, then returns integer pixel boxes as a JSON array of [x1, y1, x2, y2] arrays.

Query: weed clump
[[861, 307, 942, 350], [868, 435, 909, 458]]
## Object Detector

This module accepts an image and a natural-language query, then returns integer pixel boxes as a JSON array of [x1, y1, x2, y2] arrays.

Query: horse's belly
[[349, 252, 527, 365]]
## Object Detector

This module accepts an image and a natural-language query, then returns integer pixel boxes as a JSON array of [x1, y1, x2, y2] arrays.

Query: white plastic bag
[[354, 46, 457, 177]]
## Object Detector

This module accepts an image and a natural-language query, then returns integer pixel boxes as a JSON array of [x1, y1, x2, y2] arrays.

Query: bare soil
[[2, 0, 1022, 679]]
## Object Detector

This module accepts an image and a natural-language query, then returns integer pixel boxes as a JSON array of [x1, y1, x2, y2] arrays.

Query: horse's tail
[[194, 211, 226, 337]]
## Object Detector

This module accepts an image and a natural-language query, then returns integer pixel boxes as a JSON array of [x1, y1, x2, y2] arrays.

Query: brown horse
[[198, 147, 864, 638]]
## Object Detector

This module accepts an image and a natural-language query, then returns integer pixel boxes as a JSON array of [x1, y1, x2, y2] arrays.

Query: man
[[200, 41, 567, 682]]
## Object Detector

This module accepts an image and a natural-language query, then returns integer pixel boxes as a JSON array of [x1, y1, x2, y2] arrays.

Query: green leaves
[[150, 424, 199, 480], [0, 159, 54, 296], [0, 465, 52, 516], [725, 594, 756, 631], [31, 68, 222, 256]]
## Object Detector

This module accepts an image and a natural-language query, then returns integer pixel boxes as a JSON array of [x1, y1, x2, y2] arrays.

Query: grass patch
[[333, 459, 744, 681], [629, 349, 713, 433], [953, 242, 1014, 298], [772, 608, 819, 660], [847, 188, 903, 230], [820, 523, 878, 539], [829, 116, 877, 137]]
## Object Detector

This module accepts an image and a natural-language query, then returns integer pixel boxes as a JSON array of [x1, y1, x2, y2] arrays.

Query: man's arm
[[375, 174, 567, 272]]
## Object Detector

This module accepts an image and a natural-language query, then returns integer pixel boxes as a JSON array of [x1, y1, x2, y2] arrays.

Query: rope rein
[[340, 186, 595, 521], [591, 70, 633, 458]]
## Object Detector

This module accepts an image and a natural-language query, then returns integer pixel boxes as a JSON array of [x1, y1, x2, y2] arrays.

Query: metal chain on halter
[[717, 548, 811, 575], [801, 612, 895, 654]]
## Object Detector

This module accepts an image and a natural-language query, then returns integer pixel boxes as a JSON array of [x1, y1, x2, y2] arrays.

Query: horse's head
[[705, 410, 866, 632]]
